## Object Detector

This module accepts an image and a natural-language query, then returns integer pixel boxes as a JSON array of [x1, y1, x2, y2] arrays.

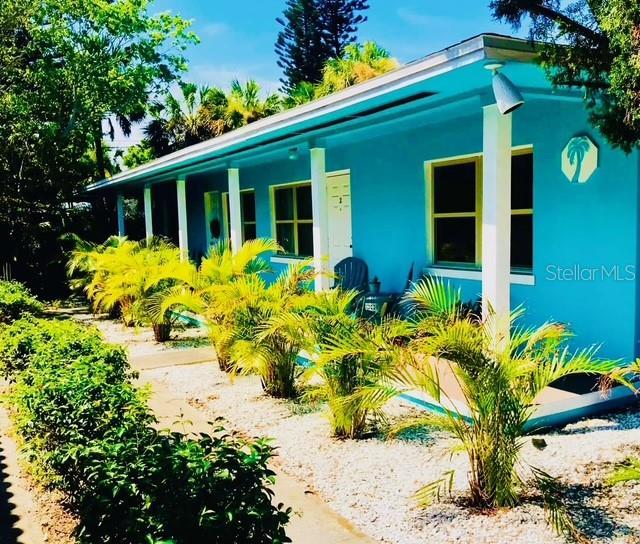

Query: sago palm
[[367, 277, 637, 539]]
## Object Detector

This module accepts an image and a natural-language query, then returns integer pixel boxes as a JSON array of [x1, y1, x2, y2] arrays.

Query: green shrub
[[4, 316, 291, 542], [0, 280, 43, 323], [6, 321, 150, 483], [0, 317, 105, 379], [65, 423, 291, 544]]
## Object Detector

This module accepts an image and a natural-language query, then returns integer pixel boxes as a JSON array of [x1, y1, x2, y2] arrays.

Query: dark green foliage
[[0, 280, 43, 324], [276, 0, 326, 92], [0, 316, 104, 379], [490, 0, 640, 151], [0, 0, 196, 294], [319, 0, 369, 58], [3, 316, 291, 543], [65, 424, 291, 544], [275, 0, 369, 92]]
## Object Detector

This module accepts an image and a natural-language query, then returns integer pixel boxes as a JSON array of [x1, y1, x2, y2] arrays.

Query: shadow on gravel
[[564, 482, 638, 541], [0, 444, 23, 544]]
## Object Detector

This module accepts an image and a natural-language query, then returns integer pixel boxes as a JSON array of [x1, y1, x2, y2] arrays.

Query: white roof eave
[[87, 34, 535, 192]]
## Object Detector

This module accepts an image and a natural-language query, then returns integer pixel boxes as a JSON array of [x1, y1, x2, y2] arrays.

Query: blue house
[[87, 34, 640, 364]]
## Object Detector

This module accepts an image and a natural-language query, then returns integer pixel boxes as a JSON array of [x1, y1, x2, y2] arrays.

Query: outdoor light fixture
[[484, 62, 524, 115], [288, 147, 299, 161]]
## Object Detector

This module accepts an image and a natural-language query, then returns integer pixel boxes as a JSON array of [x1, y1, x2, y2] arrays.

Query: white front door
[[327, 173, 353, 270]]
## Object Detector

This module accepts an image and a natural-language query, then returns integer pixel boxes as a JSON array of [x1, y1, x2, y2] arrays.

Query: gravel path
[[144, 363, 640, 544]]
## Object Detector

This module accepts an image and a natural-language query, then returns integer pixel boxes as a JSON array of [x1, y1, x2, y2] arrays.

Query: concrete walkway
[[132, 348, 375, 544], [0, 407, 47, 544]]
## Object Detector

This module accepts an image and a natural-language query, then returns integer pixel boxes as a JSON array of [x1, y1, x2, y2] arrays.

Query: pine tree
[[275, 0, 325, 93], [275, 0, 370, 93], [319, 0, 369, 59]]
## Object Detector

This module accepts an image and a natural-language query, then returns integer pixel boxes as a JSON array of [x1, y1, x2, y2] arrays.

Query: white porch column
[[311, 147, 330, 292], [143, 185, 153, 241], [482, 104, 512, 338], [116, 192, 125, 236], [227, 168, 243, 253], [176, 176, 189, 261]]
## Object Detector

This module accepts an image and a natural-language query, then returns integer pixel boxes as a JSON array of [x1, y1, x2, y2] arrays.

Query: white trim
[[482, 105, 512, 327], [271, 256, 307, 265], [176, 177, 189, 261], [227, 168, 242, 253], [143, 185, 153, 241], [311, 148, 330, 292], [425, 267, 535, 286]]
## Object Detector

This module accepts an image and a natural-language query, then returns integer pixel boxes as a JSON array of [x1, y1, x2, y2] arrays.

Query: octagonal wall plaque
[[562, 135, 598, 184]]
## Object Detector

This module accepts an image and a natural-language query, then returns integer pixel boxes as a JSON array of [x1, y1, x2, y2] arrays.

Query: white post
[[311, 148, 330, 292], [482, 104, 512, 341], [144, 185, 153, 241], [228, 168, 243, 254], [176, 176, 189, 261], [116, 192, 125, 237]]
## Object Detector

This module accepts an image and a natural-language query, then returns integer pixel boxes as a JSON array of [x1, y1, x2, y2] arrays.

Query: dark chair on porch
[[333, 257, 369, 293]]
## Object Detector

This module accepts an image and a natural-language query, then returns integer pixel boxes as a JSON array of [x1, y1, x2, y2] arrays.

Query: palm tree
[[315, 42, 399, 98], [155, 239, 280, 369], [143, 82, 225, 157], [338, 277, 636, 539], [137, 80, 282, 161], [230, 259, 317, 398], [223, 80, 282, 130], [304, 290, 411, 438]]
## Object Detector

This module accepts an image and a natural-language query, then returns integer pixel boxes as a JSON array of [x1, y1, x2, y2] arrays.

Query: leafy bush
[[65, 424, 291, 544], [0, 280, 43, 323], [4, 316, 291, 542], [0, 316, 105, 379], [5, 319, 150, 483]]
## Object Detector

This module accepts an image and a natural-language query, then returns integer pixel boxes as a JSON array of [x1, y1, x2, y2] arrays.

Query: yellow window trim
[[270, 181, 313, 257], [426, 146, 534, 268]]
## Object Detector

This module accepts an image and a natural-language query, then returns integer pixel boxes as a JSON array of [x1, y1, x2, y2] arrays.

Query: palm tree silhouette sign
[[567, 136, 591, 183]]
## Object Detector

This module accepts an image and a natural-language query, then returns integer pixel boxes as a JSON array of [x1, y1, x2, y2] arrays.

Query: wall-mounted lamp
[[288, 147, 299, 161], [484, 62, 524, 115]]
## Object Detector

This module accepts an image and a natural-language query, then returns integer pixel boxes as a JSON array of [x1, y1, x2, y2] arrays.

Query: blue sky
[[115, 1, 524, 147], [153, 0, 523, 92]]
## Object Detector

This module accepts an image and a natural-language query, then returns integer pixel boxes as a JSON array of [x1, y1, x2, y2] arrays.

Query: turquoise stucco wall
[[183, 98, 640, 361]]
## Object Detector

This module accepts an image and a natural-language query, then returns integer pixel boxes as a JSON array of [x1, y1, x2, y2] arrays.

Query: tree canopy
[[0, 0, 195, 293], [491, 0, 640, 151], [275, 0, 370, 92], [125, 80, 282, 166]]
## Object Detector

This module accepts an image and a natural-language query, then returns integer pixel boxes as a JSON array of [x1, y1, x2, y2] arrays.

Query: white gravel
[[145, 363, 640, 544], [87, 316, 640, 544]]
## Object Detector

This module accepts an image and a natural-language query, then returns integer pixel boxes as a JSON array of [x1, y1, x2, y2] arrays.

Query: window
[[223, 190, 256, 244], [272, 183, 313, 257], [430, 150, 533, 270]]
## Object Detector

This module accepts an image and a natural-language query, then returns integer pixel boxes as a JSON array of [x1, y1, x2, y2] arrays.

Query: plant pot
[[153, 323, 172, 343]]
